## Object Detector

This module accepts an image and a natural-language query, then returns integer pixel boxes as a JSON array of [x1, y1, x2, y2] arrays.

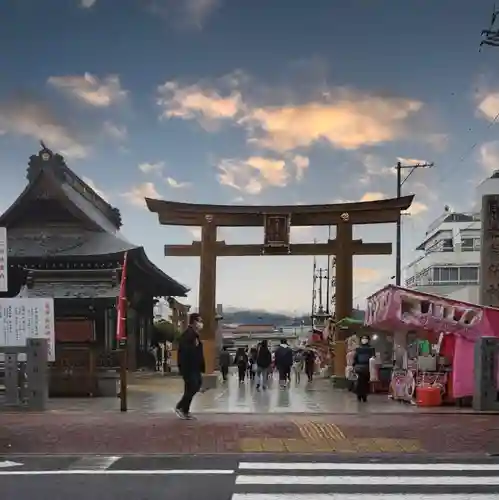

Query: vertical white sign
[[0, 298, 55, 361], [0, 227, 6, 293]]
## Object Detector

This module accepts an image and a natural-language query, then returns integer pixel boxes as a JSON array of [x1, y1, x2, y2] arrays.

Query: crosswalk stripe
[[232, 496, 499, 500], [239, 462, 499, 471], [69, 456, 121, 470], [235, 474, 499, 485]]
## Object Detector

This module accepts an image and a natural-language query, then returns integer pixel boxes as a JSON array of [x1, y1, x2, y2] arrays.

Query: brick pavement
[[1, 412, 499, 455]]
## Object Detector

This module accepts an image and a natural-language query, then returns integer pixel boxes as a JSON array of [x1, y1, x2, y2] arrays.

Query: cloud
[[103, 121, 127, 141], [158, 75, 423, 153], [80, 0, 96, 7], [358, 191, 428, 215], [241, 94, 422, 152], [354, 267, 382, 284], [47, 73, 128, 107], [406, 201, 428, 216], [291, 155, 309, 181], [217, 156, 307, 194], [165, 176, 190, 188], [360, 192, 386, 202], [157, 80, 242, 124], [139, 161, 164, 174], [82, 176, 109, 202], [121, 182, 161, 208], [147, 0, 221, 28], [0, 96, 88, 159], [480, 141, 499, 173], [424, 133, 449, 152], [359, 154, 396, 184], [477, 91, 499, 121], [396, 156, 431, 166]]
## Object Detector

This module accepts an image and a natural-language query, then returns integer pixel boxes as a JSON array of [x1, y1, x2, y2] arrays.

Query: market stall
[[365, 285, 499, 406]]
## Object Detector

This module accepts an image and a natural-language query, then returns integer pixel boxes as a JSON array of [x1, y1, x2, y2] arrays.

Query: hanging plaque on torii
[[263, 214, 291, 254]]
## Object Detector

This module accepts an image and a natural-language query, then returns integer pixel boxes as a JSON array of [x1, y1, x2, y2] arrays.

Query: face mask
[[196, 321, 204, 330], [361, 338, 369, 345]]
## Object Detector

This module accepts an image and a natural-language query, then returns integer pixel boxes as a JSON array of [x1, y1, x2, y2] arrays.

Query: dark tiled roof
[[6, 229, 137, 258]]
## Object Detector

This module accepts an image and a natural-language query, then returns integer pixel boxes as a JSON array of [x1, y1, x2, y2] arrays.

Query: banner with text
[[0, 298, 55, 361]]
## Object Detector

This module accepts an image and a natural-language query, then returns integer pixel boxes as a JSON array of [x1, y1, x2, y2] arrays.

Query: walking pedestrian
[[235, 347, 248, 383], [255, 340, 272, 390], [174, 313, 205, 420], [219, 346, 231, 382], [353, 335, 376, 402], [274, 339, 293, 388], [304, 347, 316, 382]]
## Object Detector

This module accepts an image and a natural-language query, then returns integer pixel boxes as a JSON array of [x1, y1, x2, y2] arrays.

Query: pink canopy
[[364, 285, 499, 398]]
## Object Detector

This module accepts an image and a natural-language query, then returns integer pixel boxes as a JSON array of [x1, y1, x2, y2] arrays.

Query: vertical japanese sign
[[0, 227, 7, 292], [0, 298, 55, 361], [480, 195, 499, 307]]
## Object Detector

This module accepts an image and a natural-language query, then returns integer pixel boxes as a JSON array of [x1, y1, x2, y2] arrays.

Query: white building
[[404, 208, 481, 303]]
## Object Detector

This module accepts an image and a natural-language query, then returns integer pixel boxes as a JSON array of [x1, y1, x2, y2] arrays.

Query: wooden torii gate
[[146, 195, 414, 383]]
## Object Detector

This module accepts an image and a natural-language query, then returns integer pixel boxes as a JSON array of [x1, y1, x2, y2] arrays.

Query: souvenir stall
[[365, 285, 499, 406]]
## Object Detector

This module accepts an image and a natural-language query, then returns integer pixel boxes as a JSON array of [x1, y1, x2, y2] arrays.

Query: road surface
[[1, 454, 498, 499]]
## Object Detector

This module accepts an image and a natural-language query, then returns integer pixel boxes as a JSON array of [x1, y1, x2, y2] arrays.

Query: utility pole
[[395, 160, 434, 286]]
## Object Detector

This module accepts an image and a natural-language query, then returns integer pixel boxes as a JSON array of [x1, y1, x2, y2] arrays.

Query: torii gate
[[146, 196, 414, 385]]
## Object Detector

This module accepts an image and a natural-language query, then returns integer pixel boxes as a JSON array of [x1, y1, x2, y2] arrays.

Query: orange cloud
[[48, 73, 127, 107], [217, 155, 309, 194], [242, 94, 422, 152], [157, 76, 423, 153]]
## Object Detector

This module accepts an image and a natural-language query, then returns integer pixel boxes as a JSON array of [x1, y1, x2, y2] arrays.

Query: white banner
[[0, 298, 55, 361], [0, 228, 6, 293]]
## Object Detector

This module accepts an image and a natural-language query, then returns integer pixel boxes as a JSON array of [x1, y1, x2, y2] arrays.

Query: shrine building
[[0, 145, 188, 396]]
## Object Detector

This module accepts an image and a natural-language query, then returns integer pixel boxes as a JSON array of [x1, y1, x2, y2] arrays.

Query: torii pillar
[[198, 215, 218, 387]]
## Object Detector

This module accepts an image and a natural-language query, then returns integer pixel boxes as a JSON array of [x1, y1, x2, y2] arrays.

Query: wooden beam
[[165, 240, 392, 257], [158, 209, 406, 227]]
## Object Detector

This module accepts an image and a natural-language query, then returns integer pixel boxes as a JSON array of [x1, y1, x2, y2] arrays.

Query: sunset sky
[[0, 0, 497, 313]]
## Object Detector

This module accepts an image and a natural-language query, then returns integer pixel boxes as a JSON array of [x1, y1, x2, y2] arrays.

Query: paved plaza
[[44, 370, 475, 414], [1, 371, 498, 456]]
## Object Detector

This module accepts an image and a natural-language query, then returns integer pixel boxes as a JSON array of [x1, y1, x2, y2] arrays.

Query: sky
[[0, 0, 498, 314]]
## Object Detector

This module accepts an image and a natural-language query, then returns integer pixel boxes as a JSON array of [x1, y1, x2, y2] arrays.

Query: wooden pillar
[[198, 215, 217, 374], [335, 219, 353, 322], [333, 218, 353, 384]]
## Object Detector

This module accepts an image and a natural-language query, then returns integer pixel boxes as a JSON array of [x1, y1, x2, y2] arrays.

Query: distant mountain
[[221, 309, 311, 326], [220, 308, 365, 326]]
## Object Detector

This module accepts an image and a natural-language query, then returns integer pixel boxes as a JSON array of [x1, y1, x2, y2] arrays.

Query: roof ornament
[[39, 140, 53, 161]]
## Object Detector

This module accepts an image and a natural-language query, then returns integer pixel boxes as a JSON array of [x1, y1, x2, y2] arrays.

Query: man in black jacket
[[175, 313, 206, 419]]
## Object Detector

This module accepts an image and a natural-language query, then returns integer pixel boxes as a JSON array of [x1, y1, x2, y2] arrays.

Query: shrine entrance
[[146, 196, 414, 384]]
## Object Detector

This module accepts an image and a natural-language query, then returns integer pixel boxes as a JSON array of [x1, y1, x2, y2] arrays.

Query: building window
[[459, 266, 479, 283], [440, 267, 459, 282], [461, 238, 474, 251], [442, 238, 453, 251]]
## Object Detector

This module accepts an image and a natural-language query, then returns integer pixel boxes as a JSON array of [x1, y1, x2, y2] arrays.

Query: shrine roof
[[0, 145, 189, 297]]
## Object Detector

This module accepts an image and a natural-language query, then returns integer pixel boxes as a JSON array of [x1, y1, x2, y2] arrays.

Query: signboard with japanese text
[[0, 298, 55, 361], [0, 228, 7, 292]]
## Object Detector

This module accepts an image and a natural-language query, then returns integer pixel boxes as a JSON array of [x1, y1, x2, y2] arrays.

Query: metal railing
[[0, 338, 48, 411]]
